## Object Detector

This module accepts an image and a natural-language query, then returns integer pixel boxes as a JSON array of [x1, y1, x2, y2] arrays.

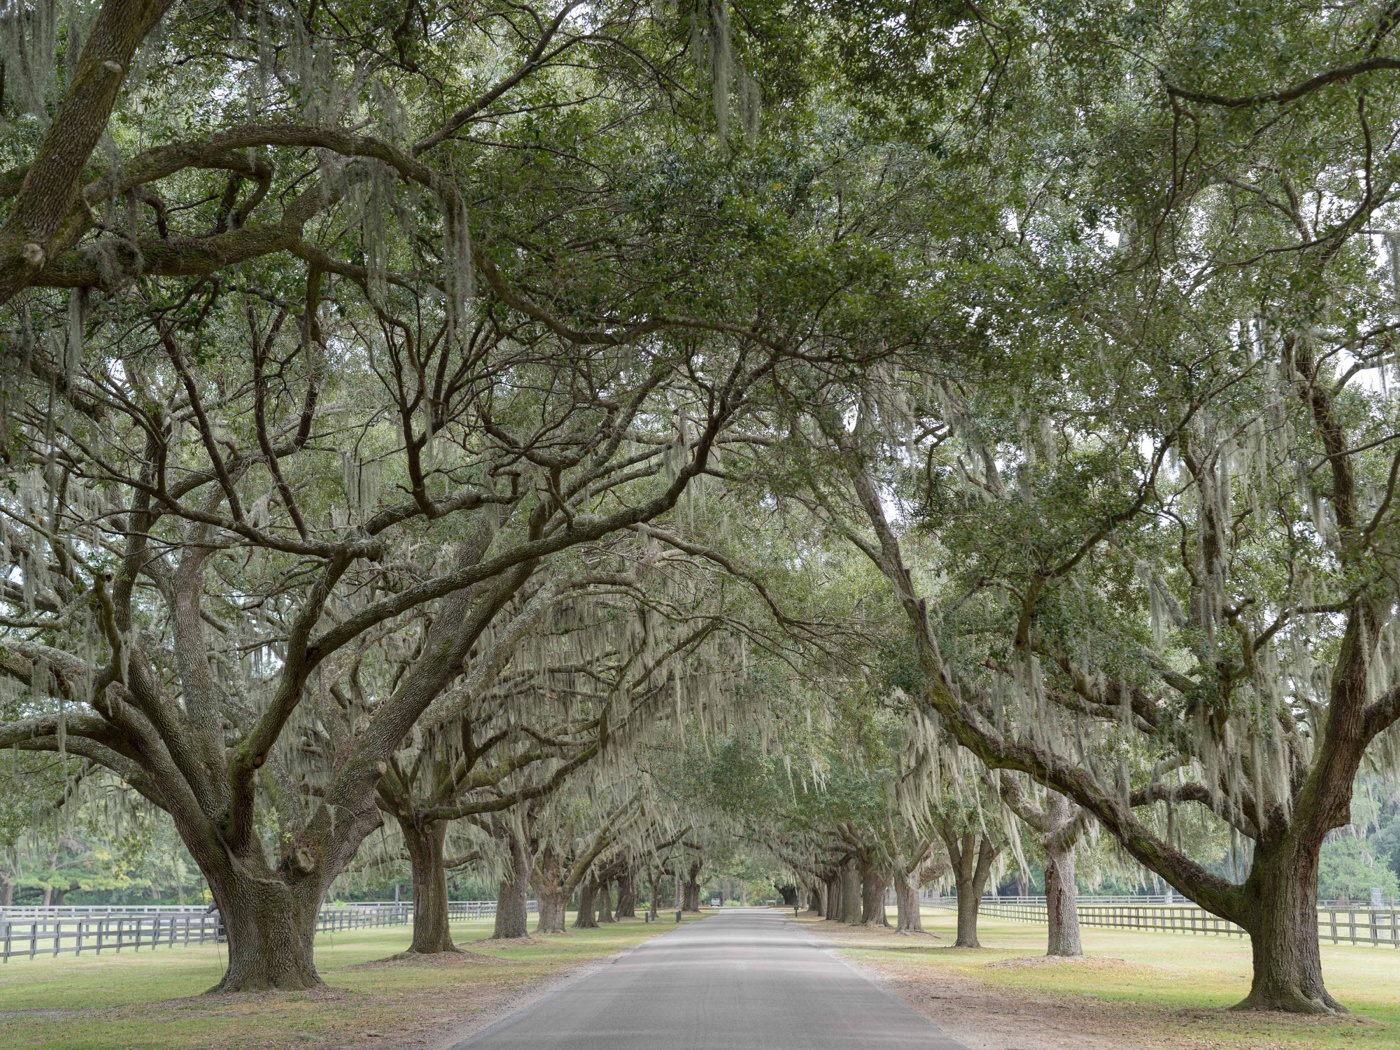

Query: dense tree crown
[[5, 0, 1400, 1019]]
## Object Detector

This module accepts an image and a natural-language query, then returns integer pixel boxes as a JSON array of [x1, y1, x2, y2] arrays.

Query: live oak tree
[[722, 0, 1400, 1011], [0, 0, 867, 985], [997, 777, 1088, 958], [788, 232, 1400, 1009], [0, 233, 793, 990]]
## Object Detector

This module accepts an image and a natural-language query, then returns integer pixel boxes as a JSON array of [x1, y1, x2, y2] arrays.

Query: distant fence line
[[921, 894, 1400, 949], [0, 900, 535, 963]]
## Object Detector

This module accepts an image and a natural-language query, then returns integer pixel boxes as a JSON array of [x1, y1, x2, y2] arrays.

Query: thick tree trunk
[[615, 870, 636, 918], [681, 860, 702, 912], [532, 848, 567, 934], [573, 880, 599, 929], [491, 832, 533, 940], [895, 876, 923, 933], [1044, 837, 1082, 957], [942, 827, 997, 949], [536, 887, 567, 933], [0, 877, 12, 907], [1236, 838, 1343, 1013], [810, 880, 826, 917], [954, 878, 984, 948], [838, 859, 863, 924], [860, 863, 890, 926], [597, 879, 616, 923], [402, 818, 458, 954], [208, 873, 321, 992]]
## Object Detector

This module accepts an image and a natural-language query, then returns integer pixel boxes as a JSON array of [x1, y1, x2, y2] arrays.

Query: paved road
[[453, 908, 967, 1050]]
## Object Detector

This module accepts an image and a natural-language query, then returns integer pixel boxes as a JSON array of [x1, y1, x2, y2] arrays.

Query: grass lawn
[[815, 907, 1400, 1050], [0, 912, 699, 1050]]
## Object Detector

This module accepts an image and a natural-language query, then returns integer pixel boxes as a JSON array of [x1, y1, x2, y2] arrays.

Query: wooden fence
[[0, 900, 534, 962], [923, 895, 1400, 948]]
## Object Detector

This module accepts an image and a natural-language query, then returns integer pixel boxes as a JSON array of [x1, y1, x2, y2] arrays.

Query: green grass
[[828, 908, 1400, 1050], [0, 912, 697, 1050]]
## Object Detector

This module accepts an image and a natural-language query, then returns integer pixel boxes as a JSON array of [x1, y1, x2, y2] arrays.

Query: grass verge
[[0, 912, 700, 1050], [807, 908, 1400, 1050]]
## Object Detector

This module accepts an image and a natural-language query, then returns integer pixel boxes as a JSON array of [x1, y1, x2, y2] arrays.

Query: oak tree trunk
[[860, 864, 890, 926], [573, 880, 599, 929], [942, 828, 998, 949], [838, 859, 863, 924], [491, 832, 533, 940], [402, 818, 458, 954], [954, 879, 985, 948], [597, 879, 616, 923], [536, 888, 567, 934], [615, 870, 636, 918], [533, 849, 567, 934], [1236, 838, 1343, 1014], [208, 871, 321, 992], [1044, 838, 1082, 957], [895, 877, 923, 934]]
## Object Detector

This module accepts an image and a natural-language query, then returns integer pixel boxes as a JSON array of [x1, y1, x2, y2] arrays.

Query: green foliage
[[1319, 836, 1400, 903]]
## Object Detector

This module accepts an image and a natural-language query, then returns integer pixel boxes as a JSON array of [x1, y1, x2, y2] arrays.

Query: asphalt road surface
[[452, 908, 968, 1050]]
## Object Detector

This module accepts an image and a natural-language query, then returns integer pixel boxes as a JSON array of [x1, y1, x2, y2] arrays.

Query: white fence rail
[[0, 900, 534, 962], [922, 894, 1400, 948]]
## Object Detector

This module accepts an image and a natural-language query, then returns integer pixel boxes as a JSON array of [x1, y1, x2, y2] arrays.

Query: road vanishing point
[[452, 908, 968, 1050]]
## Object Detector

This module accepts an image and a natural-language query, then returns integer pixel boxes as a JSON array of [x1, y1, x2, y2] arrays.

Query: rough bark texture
[[1236, 838, 1341, 1013], [941, 826, 998, 949], [1044, 835, 1082, 957], [615, 870, 636, 918], [536, 887, 567, 934], [403, 819, 458, 954], [895, 876, 924, 933], [0, 0, 178, 306], [683, 861, 703, 912], [597, 880, 616, 923], [573, 880, 599, 929], [811, 880, 827, 917], [491, 831, 533, 940], [532, 847, 567, 934], [208, 872, 321, 992], [860, 864, 890, 926]]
